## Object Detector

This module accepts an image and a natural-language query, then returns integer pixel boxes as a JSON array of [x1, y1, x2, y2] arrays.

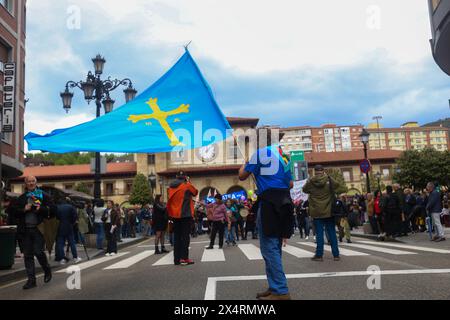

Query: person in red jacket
[[167, 171, 198, 266]]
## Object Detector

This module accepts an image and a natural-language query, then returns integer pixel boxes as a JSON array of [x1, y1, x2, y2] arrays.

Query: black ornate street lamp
[[60, 54, 138, 201], [375, 171, 382, 192], [359, 128, 371, 194]]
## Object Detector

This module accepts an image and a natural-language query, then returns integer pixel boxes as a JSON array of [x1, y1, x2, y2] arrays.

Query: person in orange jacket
[[167, 171, 198, 265]]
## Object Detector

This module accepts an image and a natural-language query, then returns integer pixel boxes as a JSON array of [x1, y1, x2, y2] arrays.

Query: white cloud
[[24, 111, 93, 151]]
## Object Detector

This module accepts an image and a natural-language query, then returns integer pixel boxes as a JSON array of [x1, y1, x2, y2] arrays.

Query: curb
[[0, 237, 148, 285]]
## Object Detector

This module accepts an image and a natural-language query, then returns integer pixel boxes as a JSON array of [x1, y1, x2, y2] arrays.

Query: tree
[[128, 173, 153, 206], [74, 182, 92, 196], [394, 148, 450, 191], [326, 168, 349, 195]]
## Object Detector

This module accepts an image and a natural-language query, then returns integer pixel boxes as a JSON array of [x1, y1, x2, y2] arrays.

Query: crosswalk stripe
[[153, 251, 174, 266], [282, 245, 313, 258], [201, 246, 225, 262], [104, 250, 155, 269], [356, 240, 450, 254], [56, 252, 130, 273], [237, 244, 263, 260], [297, 242, 369, 256], [341, 243, 416, 255]]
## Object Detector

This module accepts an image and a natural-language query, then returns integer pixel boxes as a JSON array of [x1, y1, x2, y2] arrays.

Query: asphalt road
[[1, 233, 450, 300]]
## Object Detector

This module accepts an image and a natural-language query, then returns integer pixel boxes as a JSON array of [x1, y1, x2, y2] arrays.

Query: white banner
[[290, 179, 308, 203]]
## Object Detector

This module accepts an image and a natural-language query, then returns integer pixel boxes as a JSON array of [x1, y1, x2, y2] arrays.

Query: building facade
[[280, 124, 364, 153], [0, 0, 26, 182], [429, 0, 450, 75], [367, 122, 449, 151]]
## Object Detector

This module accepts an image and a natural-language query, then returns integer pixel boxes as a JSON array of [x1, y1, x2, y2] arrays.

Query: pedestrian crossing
[[56, 240, 450, 273]]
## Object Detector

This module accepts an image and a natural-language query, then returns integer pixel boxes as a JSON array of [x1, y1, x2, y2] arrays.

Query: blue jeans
[[313, 218, 339, 258], [95, 223, 105, 249], [225, 224, 236, 243], [56, 232, 78, 261], [257, 207, 289, 295]]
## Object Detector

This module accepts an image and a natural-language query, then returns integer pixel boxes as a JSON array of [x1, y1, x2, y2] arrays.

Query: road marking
[[153, 251, 174, 266], [237, 244, 263, 260], [139, 241, 209, 247], [282, 245, 313, 258], [104, 250, 154, 269], [341, 243, 416, 255], [56, 252, 130, 273], [297, 242, 369, 256], [201, 246, 225, 262], [204, 268, 450, 300], [356, 240, 450, 254]]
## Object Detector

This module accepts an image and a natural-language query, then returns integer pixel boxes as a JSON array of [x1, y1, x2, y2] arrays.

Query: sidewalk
[[0, 234, 148, 284], [350, 226, 450, 248]]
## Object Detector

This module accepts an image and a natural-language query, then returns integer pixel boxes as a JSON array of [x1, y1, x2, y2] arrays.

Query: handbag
[[328, 176, 338, 216]]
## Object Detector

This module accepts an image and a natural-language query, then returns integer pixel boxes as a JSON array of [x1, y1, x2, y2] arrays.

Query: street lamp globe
[[92, 54, 106, 75], [60, 88, 74, 113], [124, 85, 137, 103], [359, 128, 370, 144], [81, 78, 96, 101], [102, 95, 115, 114]]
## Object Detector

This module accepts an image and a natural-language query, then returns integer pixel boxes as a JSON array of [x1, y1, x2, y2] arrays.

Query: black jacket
[[13, 189, 56, 233], [332, 199, 349, 217], [426, 190, 442, 214], [259, 188, 294, 238]]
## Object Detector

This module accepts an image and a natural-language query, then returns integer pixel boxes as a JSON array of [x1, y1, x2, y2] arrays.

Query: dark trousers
[[209, 221, 225, 248], [23, 227, 50, 282], [173, 218, 191, 264], [105, 223, 118, 254], [245, 225, 257, 239]]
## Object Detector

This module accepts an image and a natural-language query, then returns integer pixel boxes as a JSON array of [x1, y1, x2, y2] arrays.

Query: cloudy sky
[[25, 0, 450, 140]]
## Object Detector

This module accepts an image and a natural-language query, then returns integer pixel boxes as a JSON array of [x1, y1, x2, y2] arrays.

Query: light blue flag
[[25, 50, 232, 153]]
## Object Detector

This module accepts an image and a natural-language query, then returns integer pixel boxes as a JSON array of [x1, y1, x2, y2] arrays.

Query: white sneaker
[[74, 257, 82, 264], [105, 253, 111, 257], [60, 260, 66, 265], [305, 236, 309, 240], [313, 236, 316, 241], [110, 252, 116, 256]]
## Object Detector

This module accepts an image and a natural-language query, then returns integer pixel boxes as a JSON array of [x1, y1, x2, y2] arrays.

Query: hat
[[314, 164, 324, 172]]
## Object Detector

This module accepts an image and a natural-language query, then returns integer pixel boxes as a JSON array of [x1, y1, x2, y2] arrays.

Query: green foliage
[[393, 148, 450, 191], [74, 182, 92, 195], [25, 152, 133, 166], [128, 173, 154, 206], [326, 168, 349, 195]]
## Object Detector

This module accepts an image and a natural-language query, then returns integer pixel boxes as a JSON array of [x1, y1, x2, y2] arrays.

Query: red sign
[[360, 159, 371, 174]]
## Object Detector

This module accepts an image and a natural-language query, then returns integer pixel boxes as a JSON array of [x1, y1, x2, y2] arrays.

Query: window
[[125, 181, 133, 194], [147, 154, 155, 165], [341, 169, 352, 182], [171, 150, 187, 162], [105, 183, 114, 196], [227, 139, 242, 160], [0, 0, 13, 14]]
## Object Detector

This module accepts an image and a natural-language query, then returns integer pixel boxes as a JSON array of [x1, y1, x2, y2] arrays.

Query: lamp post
[[148, 173, 157, 200], [60, 54, 137, 201], [359, 128, 371, 194], [375, 171, 382, 192]]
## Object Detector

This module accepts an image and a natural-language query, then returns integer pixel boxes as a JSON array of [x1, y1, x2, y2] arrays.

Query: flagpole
[[233, 134, 257, 190]]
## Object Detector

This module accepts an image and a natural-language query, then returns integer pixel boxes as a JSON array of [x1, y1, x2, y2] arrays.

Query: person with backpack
[[206, 194, 227, 249], [303, 165, 342, 262], [333, 194, 352, 243]]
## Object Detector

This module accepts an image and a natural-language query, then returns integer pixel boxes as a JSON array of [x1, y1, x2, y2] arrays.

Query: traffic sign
[[360, 159, 371, 174]]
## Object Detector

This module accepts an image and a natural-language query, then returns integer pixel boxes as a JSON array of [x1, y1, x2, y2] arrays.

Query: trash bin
[[0, 225, 17, 270]]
